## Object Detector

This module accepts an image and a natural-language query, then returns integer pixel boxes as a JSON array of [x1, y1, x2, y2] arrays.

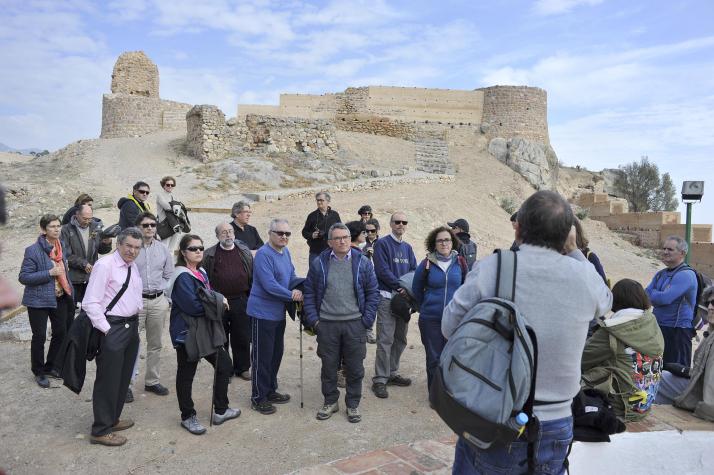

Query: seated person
[[581, 278, 664, 421], [655, 285, 714, 422]]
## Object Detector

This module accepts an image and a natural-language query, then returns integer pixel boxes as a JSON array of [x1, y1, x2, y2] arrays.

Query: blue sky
[[1, 0, 712, 227]]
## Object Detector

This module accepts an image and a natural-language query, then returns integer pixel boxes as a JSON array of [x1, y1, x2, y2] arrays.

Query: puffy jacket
[[19, 236, 70, 308], [168, 267, 208, 346], [411, 253, 463, 320], [303, 248, 380, 329], [118, 195, 150, 230], [581, 308, 664, 421], [61, 216, 112, 284]]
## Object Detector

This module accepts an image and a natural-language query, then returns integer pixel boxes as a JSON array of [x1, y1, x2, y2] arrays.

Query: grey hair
[[315, 191, 331, 202], [215, 222, 233, 237], [702, 285, 714, 303], [230, 201, 251, 218], [269, 218, 289, 232], [390, 211, 407, 222], [117, 227, 142, 244], [76, 203, 92, 215], [328, 222, 349, 240], [665, 235, 689, 254]]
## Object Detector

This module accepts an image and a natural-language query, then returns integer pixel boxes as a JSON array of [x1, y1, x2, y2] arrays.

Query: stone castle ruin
[[100, 52, 558, 189]]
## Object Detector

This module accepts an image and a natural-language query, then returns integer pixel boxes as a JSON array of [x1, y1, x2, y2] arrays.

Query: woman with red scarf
[[19, 214, 74, 388]]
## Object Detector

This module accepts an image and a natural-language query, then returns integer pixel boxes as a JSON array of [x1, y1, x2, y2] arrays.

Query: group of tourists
[[7, 181, 714, 474]]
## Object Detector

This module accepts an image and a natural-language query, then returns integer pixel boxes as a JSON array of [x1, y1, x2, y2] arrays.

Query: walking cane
[[209, 348, 218, 426], [298, 302, 304, 409]]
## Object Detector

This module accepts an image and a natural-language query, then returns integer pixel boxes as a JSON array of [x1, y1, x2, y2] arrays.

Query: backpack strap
[[495, 249, 517, 301], [457, 255, 468, 284]]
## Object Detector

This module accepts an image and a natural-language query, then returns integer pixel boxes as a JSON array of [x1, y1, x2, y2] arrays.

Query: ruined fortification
[[100, 51, 192, 138]]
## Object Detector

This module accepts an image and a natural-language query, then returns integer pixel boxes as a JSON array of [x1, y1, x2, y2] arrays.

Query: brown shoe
[[112, 418, 135, 432], [90, 432, 127, 446]]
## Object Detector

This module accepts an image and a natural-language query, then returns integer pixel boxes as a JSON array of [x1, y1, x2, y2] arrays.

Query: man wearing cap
[[448, 218, 478, 269]]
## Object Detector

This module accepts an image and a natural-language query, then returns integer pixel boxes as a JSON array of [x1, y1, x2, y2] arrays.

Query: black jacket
[[61, 216, 112, 284], [300, 207, 341, 255], [183, 287, 227, 362], [202, 240, 254, 289], [118, 195, 150, 230], [58, 312, 103, 394]]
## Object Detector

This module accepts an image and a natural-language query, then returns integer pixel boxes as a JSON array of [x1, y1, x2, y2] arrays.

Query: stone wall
[[364, 86, 483, 123], [100, 94, 191, 138], [692, 242, 714, 277], [245, 114, 338, 156], [333, 114, 418, 140], [186, 105, 248, 162], [111, 51, 159, 97], [480, 86, 549, 144]]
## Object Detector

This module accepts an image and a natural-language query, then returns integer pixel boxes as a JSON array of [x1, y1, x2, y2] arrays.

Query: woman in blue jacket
[[167, 234, 239, 435], [19, 214, 73, 388], [412, 226, 465, 392]]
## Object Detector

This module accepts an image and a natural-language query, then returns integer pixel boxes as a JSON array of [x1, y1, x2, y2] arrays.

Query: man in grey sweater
[[443, 190, 612, 474]]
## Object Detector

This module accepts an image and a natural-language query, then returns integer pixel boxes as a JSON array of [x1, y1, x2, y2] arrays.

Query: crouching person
[[167, 234, 240, 435], [304, 223, 380, 423]]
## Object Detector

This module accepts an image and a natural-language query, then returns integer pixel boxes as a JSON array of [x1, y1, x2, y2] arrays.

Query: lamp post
[[681, 181, 705, 264]]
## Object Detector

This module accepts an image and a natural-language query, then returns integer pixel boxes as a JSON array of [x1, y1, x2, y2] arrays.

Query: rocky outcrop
[[488, 137, 558, 190]]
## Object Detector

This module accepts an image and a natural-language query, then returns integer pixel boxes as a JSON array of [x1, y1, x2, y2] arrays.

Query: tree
[[613, 156, 679, 212]]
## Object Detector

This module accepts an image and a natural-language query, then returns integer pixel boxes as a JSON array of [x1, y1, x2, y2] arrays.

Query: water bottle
[[507, 412, 529, 438]]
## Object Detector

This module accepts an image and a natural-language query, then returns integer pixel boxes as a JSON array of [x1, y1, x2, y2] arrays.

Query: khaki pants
[[133, 296, 169, 386]]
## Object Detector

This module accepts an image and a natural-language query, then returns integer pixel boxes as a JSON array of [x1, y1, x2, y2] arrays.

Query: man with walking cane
[[304, 223, 380, 423]]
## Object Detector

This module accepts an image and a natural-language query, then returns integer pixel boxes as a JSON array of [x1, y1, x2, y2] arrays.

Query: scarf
[[46, 237, 73, 297]]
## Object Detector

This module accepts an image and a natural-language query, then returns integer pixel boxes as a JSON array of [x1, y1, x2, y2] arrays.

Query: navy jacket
[[303, 248, 380, 329], [169, 269, 209, 346], [412, 254, 463, 320], [19, 236, 70, 308]]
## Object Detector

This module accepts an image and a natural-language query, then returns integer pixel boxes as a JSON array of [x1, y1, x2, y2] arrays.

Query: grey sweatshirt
[[442, 244, 612, 421]]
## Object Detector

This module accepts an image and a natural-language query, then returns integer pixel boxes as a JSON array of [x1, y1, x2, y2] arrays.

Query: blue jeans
[[418, 318, 446, 392], [452, 416, 573, 475]]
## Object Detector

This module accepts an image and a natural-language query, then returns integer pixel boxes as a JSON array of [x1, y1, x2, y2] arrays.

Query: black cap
[[447, 218, 469, 233]]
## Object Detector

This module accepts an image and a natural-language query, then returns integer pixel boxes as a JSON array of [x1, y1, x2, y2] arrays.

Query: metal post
[[684, 202, 693, 264]]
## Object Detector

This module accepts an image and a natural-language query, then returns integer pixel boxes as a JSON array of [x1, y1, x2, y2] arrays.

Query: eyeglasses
[[662, 247, 676, 252], [707, 300, 714, 307], [271, 231, 292, 237], [141, 222, 157, 228], [393, 220, 408, 225], [366, 229, 377, 234], [330, 235, 351, 242], [186, 246, 204, 252], [136, 189, 150, 195], [316, 199, 326, 202], [218, 230, 234, 236], [164, 183, 175, 188], [436, 238, 452, 244]]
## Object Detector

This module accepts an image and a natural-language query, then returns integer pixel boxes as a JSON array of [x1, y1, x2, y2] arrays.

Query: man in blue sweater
[[646, 235, 698, 366], [371, 212, 417, 399], [246, 218, 303, 415]]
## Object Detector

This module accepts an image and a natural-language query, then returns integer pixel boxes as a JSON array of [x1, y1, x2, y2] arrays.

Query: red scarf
[[47, 238, 73, 297]]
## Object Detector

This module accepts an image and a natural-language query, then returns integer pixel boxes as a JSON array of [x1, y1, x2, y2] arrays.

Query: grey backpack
[[430, 250, 539, 450]]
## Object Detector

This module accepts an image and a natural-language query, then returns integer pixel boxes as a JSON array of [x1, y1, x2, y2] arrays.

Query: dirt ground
[[0, 129, 663, 474]]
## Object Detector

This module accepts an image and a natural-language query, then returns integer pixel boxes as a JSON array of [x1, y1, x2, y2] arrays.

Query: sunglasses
[[707, 300, 714, 307], [271, 231, 292, 237], [136, 189, 150, 195], [141, 222, 157, 228], [164, 183, 175, 188], [393, 220, 408, 225], [366, 229, 377, 234], [186, 246, 204, 252]]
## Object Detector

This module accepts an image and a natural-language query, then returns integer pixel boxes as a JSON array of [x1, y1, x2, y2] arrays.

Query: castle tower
[[110, 51, 159, 97], [479, 86, 549, 144]]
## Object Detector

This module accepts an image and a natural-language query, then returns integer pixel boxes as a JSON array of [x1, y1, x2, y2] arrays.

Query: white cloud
[[533, 0, 604, 16]]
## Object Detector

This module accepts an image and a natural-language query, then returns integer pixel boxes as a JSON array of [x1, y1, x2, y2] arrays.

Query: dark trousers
[[27, 294, 73, 376], [317, 319, 367, 408], [250, 317, 285, 404], [223, 295, 251, 374], [72, 282, 87, 309], [418, 318, 447, 392], [660, 325, 693, 366], [92, 316, 139, 436], [175, 344, 232, 420]]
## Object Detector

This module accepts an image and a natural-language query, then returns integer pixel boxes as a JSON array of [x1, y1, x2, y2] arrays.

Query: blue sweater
[[412, 254, 463, 320], [372, 235, 417, 293], [247, 244, 297, 321], [303, 248, 380, 329], [646, 263, 698, 328], [19, 236, 71, 308], [169, 269, 208, 346]]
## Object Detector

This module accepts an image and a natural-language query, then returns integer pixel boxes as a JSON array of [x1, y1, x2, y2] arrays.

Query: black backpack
[[655, 264, 711, 329], [459, 240, 477, 269]]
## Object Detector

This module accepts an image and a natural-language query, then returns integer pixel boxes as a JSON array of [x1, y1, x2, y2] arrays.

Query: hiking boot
[[212, 407, 241, 425], [337, 368, 346, 388], [144, 383, 169, 396], [316, 402, 339, 421], [372, 383, 388, 398], [347, 406, 361, 423], [366, 328, 376, 344], [112, 419, 134, 432], [267, 392, 291, 404], [35, 375, 50, 389], [125, 387, 134, 403], [180, 415, 206, 435], [251, 401, 277, 415], [90, 432, 127, 446], [387, 375, 412, 387]]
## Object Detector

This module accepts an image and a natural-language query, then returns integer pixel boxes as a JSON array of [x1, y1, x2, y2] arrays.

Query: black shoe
[[35, 375, 50, 389], [235, 370, 251, 381], [372, 383, 388, 399], [46, 369, 62, 380], [387, 375, 412, 387], [125, 388, 134, 403], [251, 401, 277, 415], [144, 383, 170, 396], [267, 392, 291, 404]]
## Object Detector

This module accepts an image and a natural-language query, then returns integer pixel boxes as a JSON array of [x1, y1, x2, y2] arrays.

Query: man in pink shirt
[[83, 227, 143, 446]]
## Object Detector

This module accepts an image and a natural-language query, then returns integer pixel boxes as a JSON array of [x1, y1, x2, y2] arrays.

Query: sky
[[1, 0, 712, 226]]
